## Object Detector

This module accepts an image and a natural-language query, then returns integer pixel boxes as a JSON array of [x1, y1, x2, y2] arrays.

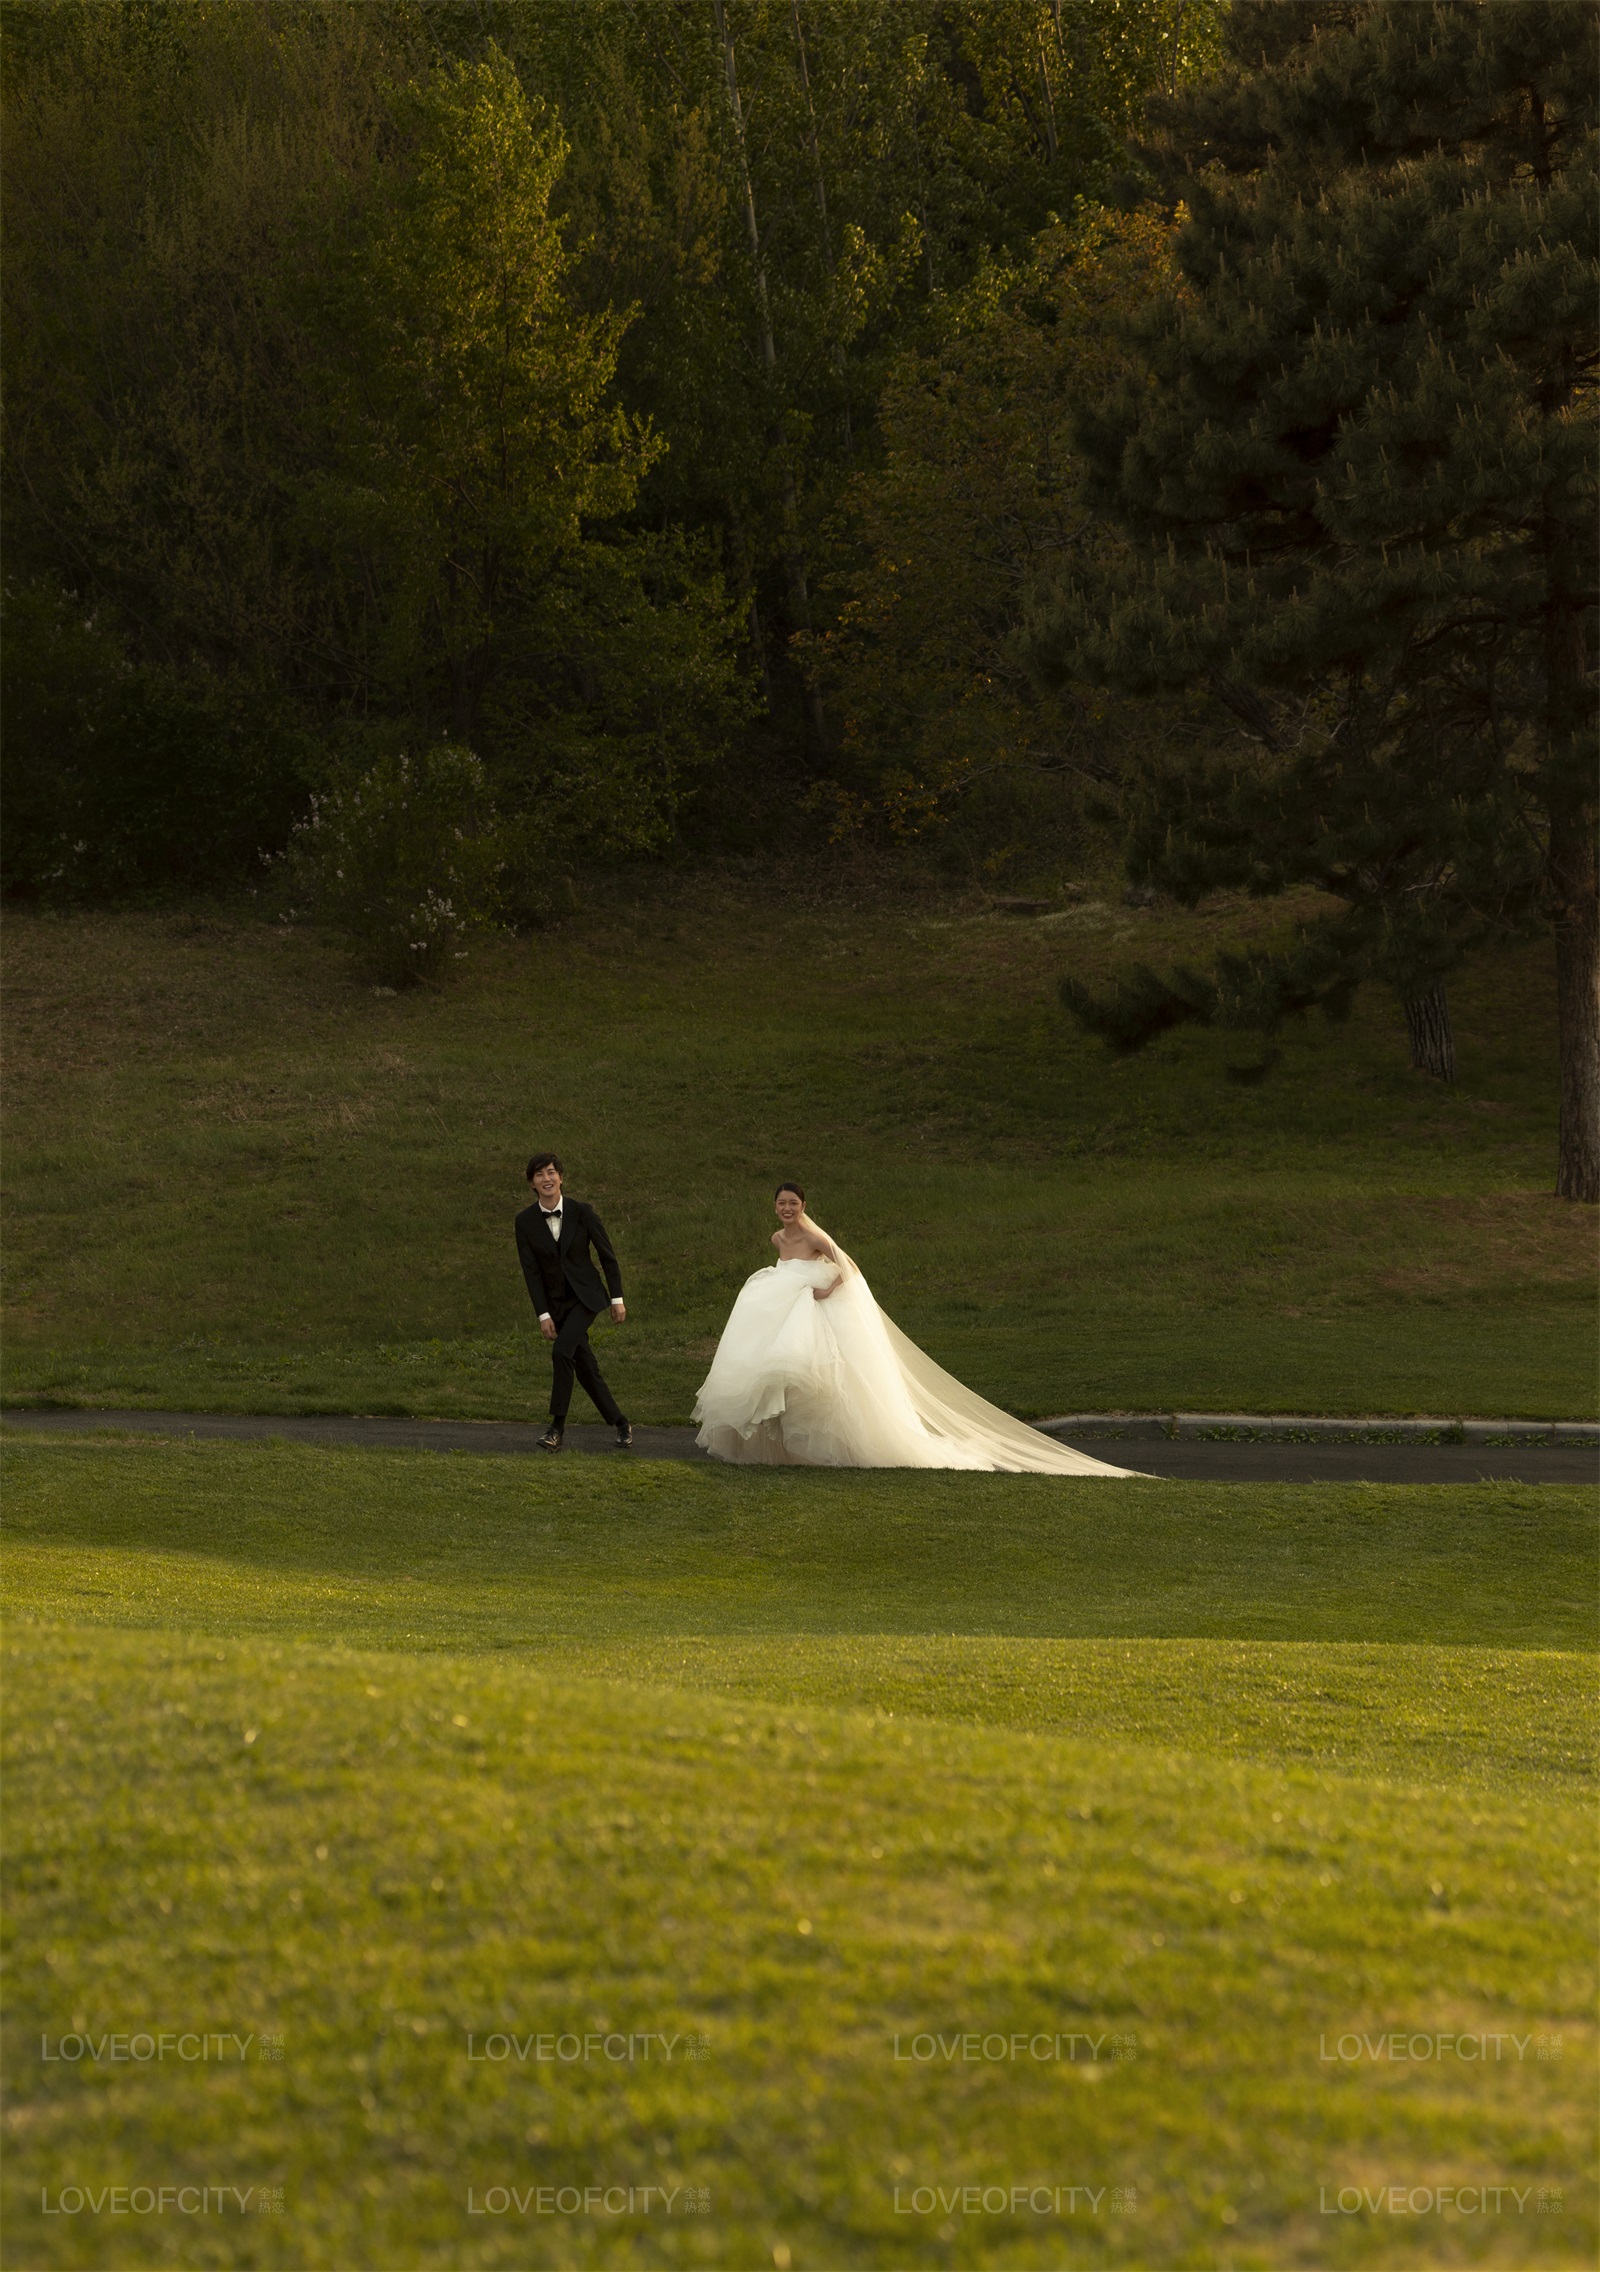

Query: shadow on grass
[[4, 1437, 1594, 1652]]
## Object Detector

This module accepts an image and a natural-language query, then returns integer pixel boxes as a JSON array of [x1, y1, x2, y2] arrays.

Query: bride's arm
[[809, 1234, 845, 1299]]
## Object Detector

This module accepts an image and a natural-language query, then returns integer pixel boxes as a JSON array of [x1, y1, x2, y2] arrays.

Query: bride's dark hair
[[774, 1181, 805, 1201]]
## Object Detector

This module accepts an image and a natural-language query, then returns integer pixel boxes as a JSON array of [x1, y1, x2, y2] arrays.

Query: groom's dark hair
[[527, 1152, 564, 1180]]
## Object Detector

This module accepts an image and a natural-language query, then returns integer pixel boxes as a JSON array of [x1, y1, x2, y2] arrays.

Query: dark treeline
[[1, 0, 1217, 897], [4, 1, 1595, 1194]]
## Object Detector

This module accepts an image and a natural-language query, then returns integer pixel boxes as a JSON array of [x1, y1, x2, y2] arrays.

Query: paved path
[[4, 1408, 1594, 1484]]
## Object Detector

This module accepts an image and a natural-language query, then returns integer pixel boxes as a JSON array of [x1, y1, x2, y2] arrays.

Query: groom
[[515, 1153, 632, 1452]]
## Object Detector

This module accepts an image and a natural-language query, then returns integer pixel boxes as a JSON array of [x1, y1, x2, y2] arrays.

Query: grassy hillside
[[2, 879, 1591, 1420], [4, 1436, 1595, 2268]]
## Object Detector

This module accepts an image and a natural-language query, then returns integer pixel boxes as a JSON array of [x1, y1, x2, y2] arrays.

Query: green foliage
[[305, 53, 650, 731], [3, 0, 1233, 893], [1059, 926, 1366, 1084], [0, 578, 316, 899], [299, 43, 757, 848], [484, 528, 757, 862], [510, 0, 1227, 768], [805, 204, 1179, 847], [285, 743, 503, 988], [1, 7, 754, 884], [0, 1, 412, 885], [1027, 0, 1599, 1187]]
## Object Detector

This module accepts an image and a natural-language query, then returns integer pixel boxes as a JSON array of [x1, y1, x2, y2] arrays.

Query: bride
[[693, 1184, 1141, 1475]]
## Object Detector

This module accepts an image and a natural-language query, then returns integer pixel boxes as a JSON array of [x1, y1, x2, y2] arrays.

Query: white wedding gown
[[693, 1257, 1141, 1475]]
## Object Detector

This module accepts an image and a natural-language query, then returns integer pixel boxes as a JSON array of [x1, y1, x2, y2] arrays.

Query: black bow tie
[[542, 1208, 561, 1218]]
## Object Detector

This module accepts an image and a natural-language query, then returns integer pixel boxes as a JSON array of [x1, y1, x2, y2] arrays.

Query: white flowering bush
[[287, 743, 502, 986]]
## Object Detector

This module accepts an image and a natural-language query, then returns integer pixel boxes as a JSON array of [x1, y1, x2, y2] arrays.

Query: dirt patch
[[1373, 1194, 1594, 1295]]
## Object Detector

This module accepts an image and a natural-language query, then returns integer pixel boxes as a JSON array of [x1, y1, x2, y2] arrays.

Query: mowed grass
[[2, 882, 1593, 1422], [3, 1437, 1596, 2267]]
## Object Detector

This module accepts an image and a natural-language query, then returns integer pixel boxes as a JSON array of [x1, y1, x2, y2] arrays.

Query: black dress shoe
[[614, 1419, 633, 1449], [538, 1422, 565, 1452]]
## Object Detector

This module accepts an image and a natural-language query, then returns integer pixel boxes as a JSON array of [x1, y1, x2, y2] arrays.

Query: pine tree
[[1026, 0, 1598, 1197]]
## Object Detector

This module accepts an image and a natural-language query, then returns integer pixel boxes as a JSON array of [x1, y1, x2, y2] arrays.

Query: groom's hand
[[611, 1299, 626, 1323], [540, 1315, 557, 1341]]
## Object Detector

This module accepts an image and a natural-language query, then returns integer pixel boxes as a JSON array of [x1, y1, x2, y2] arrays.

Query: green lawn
[[2, 885, 1592, 1423], [3, 1436, 1595, 2267]]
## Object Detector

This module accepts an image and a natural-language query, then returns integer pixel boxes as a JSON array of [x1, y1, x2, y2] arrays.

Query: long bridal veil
[[876, 1308, 1134, 1475]]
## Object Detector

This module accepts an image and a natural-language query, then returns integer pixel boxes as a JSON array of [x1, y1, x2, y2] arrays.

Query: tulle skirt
[[692, 1259, 1140, 1475]]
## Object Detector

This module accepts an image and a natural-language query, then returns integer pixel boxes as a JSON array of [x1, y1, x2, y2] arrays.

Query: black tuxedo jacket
[[515, 1197, 624, 1319]]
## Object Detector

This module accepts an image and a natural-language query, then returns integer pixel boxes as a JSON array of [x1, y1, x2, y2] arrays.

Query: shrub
[[287, 742, 502, 986], [1, 579, 316, 901]]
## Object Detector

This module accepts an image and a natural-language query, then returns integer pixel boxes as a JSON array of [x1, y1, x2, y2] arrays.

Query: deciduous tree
[[804, 204, 1175, 846]]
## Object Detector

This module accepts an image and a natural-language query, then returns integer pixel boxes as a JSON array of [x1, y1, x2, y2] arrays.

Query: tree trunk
[[791, 0, 852, 459], [1036, 35, 1059, 164], [1542, 509, 1598, 1202], [1402, 982, 1455, 1081], [729, 513, 773, 712], [713, 0, 775, 374], [1550, 799, 1600, 1202], [714, 0, 826, 751]]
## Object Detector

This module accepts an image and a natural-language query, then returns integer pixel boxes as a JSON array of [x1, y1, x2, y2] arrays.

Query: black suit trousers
[[548, 1298, 623, 1427]]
